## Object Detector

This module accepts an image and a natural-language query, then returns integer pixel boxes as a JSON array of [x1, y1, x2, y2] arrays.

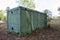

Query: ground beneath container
[[0, 24, 60, 40]]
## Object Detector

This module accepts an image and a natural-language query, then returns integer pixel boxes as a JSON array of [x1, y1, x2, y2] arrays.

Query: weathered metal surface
[[7, 7, 20, 33], [7, 6, 47, 35]]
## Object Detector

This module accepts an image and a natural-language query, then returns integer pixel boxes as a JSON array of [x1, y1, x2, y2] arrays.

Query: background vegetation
[[0, 10, 6, 21]]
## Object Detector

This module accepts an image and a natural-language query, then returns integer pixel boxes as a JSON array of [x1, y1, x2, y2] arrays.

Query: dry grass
[[0, 23, 60, 40]]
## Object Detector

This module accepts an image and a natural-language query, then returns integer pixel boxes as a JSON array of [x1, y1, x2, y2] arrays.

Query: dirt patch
[[0, 24, 60, 40]]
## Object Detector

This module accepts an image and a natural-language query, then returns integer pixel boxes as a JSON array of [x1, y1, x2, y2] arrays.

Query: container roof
[[7, 6, 46, 15]]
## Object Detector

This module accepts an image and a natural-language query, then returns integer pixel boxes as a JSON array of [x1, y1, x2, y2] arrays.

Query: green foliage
[[58, 7, 60, 11], [52, 16, 60, 20], [23, 0, 29, 2], [44, 9, 52, 22], [19, 0, 35, 9], [44, 9, 49, 14], [27, 2, 35, 9], [44, 9, 52, 15], [47, 17, 52, 22], [0, 10, 6, 21], [57, 7, 60, 14]]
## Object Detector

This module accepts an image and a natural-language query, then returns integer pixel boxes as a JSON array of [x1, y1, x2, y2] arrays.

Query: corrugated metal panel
[[20, 9, 32, 35], [39, 14, 42, 28], [30, 12, 34, 30], [20, 10, 27, 35], [33, 12, 38, 30], [38, 13, 40, 28]]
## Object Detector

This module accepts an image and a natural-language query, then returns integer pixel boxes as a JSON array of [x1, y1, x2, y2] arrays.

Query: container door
[[11, 9, 20, 33], [7, 9, 20, 33]]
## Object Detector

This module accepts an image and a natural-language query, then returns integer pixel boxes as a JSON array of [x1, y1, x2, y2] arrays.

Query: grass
[[56, 26, 60, 31]]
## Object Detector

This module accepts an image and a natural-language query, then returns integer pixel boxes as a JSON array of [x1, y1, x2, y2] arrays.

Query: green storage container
[[7, 6, 47, 36]]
